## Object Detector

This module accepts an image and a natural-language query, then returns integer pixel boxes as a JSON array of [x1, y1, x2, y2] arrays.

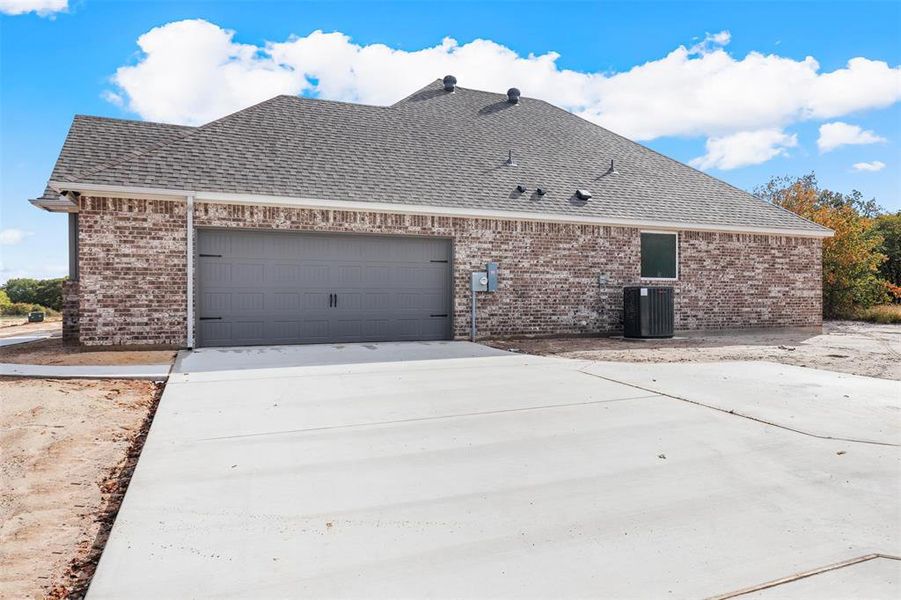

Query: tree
[[873, 212, 901, 285], [754, 174, 888, 317], [873, 212, 901, 301], [3, 278, 39, 304], [1, 277, 65, 311]]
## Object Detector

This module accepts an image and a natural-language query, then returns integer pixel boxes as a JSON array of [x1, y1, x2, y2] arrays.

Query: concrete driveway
[[88, 342, 900, 599]]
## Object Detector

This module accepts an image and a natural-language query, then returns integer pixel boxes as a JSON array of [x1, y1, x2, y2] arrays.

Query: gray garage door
[[196, 229, 452, 347]]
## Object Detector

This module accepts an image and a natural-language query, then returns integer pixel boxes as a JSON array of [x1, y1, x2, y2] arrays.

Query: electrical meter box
[[471, 271, 488, 292], [486, 262, 498, 292]]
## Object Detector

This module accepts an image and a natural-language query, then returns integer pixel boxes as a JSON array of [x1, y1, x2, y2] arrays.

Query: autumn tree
[[754, 174, 888, 317], [873, 212, 901, 299]]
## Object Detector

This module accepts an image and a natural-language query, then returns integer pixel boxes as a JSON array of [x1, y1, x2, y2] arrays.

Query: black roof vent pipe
[[443, 75, 457, 92], [507, 88, 521, 104]]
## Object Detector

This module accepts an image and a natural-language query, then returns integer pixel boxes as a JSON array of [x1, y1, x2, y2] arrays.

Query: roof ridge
[[278, 93, 394, 111], [391, 80, 512, 107], [63, 95, 287, 184], [72, 114, 195, 129]]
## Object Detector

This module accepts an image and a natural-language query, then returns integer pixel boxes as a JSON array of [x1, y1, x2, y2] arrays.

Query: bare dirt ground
[[0, 378, 162, 599], [0, 316, 62, 330], [486, 320, 901, 381], [0, 338, 176, 367]]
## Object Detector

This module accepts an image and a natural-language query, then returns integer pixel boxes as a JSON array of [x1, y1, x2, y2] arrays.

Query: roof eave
[[29, 194, 78, 213], [48, 181, 834, 238]]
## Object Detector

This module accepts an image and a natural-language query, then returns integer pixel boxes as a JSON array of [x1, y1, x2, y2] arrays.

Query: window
[[640, 232, 677, 279]]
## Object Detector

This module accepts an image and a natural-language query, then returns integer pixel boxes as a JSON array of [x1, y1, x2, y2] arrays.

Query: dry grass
[[854, 304, 901, 324]]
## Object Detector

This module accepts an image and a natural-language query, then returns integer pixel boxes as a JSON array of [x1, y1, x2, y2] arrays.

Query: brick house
[[32, 78, 831, 347]]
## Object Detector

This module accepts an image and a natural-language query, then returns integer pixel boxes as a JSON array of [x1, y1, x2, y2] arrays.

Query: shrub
[[0, 302, 57, 317], [854, 304, 901, 324]]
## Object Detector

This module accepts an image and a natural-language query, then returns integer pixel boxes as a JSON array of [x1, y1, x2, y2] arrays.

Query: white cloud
[[0, 260, 67, 284], [0, 228, 32, 246], [105, 20, 901, 169], [690, 129, 798, 170], [852, 160, 886, 172], [817, 121, 886, 152], [0, 0, 66, 16]]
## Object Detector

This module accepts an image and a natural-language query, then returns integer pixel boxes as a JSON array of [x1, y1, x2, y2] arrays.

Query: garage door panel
[[270, 321, 301, 340], [233, 293, 265, 311], [200, 262, 231, 284], [199, 321, 231, 344], [229, 233, 267, 258], [196, 230, 452, 347], [300, 264, 330, 284], [335, 265, 363, 286], [303, 292, 330, 310], [301, 320, 330, 340], [232, 321, 266, 342], [272, 293, 301, 311], [421, 318, 450, 338], [201, 292, 231, 313], [198, 231, 229, 256], [362, 292, 391, 310], [231, 263, 265, 286]]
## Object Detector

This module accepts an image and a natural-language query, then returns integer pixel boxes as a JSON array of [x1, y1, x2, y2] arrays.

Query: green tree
[[873, 212, 901, 286], [3, 278, 39, 303], [2, 277, 65, 311], [754, 174, 888, 317]]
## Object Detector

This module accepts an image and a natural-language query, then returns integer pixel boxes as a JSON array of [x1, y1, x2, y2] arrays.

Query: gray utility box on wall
[[623, 286, 674, 339]]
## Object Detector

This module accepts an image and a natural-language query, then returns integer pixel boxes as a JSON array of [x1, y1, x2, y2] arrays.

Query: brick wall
[[69, 197, 822, 346], [61, 279, 79, 342], [75, 197, 187, 345]]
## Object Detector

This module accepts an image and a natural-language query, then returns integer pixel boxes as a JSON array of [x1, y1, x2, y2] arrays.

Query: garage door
[[196, 230, 453, 347]]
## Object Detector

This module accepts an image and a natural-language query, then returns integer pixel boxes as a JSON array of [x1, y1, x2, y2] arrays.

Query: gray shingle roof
[[45, 80, 829, 234], [32, 115, 193, 205]]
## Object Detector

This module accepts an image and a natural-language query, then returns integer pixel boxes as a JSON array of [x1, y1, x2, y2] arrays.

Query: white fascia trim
[[29, 196, 78, 213], [49, 181, 835, 238]]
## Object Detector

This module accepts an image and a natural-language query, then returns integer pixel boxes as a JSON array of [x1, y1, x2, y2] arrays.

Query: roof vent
[[442, 75, 457, 92], [607, 159, 620, 176], [575, 189, 592, 201], [515, 185, 527, 194], [535, 187, 547, 196], [506, 88, 521, 104], [505, 150, 517, 167]]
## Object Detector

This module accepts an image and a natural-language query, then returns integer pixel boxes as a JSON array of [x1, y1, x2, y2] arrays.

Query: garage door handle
[[334, 294, 338, 307], [199, 317, 222, 321], [430, 314, 448, 318]]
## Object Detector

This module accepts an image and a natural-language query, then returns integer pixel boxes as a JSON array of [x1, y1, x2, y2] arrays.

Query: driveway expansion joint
[[577, 368, 901, 447], [197, 393, 661, 442], [708, 553, 901, 599]]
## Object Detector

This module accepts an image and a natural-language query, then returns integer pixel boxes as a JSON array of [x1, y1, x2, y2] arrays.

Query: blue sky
[[1, 0, 899, 283]]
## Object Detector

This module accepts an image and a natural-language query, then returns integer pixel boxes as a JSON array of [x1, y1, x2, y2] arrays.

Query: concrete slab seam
[[708, 553, 901, 599], [576, 369, 901, 448], [196, 393, 661, 442]]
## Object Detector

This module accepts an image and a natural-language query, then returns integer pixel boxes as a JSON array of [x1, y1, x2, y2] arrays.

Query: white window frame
[[639, 230, 679, 281]]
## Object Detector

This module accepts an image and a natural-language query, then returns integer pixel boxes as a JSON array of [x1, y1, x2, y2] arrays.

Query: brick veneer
[[74, 197, 187, 345], [61, 279, 80, 342], [67, 197, 822, 346]]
